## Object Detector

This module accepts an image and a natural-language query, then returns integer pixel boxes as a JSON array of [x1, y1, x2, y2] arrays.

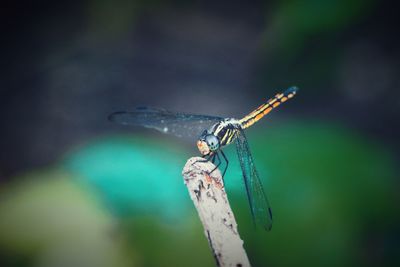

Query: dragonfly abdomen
[[239, 87, 298, 129]]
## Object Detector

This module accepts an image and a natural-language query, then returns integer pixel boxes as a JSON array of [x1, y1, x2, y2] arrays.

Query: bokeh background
[[1, 0, 399, 266]]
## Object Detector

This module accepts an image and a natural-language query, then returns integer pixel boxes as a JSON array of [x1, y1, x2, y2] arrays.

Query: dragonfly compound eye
[[205, 134, 220, 151]]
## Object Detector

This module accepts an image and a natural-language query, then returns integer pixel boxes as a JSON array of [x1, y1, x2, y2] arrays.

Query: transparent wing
[[235, 128, 273, 231], [109, 107, 223, 139]]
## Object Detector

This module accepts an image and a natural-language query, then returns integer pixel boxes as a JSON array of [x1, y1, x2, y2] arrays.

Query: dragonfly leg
[[220, 150, 229, 178], [211, 155, 216, 164], [195, 153, 222, 176], [209, 152, 222, 175], [196, 154, 212, 163]]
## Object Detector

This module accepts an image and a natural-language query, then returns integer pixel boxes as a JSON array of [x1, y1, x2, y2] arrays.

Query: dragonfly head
[[197, 132, 220, 155]]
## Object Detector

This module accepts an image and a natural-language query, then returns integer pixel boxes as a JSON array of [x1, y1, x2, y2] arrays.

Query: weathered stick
[[182, 157, 251, 267]]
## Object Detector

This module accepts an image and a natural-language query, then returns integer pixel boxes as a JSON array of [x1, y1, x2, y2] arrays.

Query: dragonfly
[[109, 87, 298, 231]]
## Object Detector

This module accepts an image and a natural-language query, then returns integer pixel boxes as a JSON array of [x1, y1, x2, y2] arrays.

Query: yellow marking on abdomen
[[239, 87, 298, 129], [255, 113, 263, 121], [263, 107, 272, 114]]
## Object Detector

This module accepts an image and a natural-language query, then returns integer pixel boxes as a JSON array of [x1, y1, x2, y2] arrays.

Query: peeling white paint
[[183, 157, 251, 267]]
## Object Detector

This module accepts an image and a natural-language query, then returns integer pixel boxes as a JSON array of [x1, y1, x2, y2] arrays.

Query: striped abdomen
[[239, 87, 298, 129]]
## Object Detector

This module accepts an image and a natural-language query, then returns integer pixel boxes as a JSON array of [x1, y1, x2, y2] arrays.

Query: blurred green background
[[1, 0, 399, 266]]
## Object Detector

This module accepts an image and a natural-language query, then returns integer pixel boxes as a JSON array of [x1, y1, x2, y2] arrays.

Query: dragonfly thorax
[[197, 133, 220, 155]]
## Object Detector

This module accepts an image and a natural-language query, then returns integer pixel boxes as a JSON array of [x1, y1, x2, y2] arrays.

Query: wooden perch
[[182, 157, 251, 267]]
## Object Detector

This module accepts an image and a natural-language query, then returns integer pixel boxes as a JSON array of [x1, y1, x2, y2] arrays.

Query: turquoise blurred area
[[63, 135, 191, 221]]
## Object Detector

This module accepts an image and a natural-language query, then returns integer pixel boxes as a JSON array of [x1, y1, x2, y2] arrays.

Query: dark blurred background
[[0, 0, 399, 266]]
